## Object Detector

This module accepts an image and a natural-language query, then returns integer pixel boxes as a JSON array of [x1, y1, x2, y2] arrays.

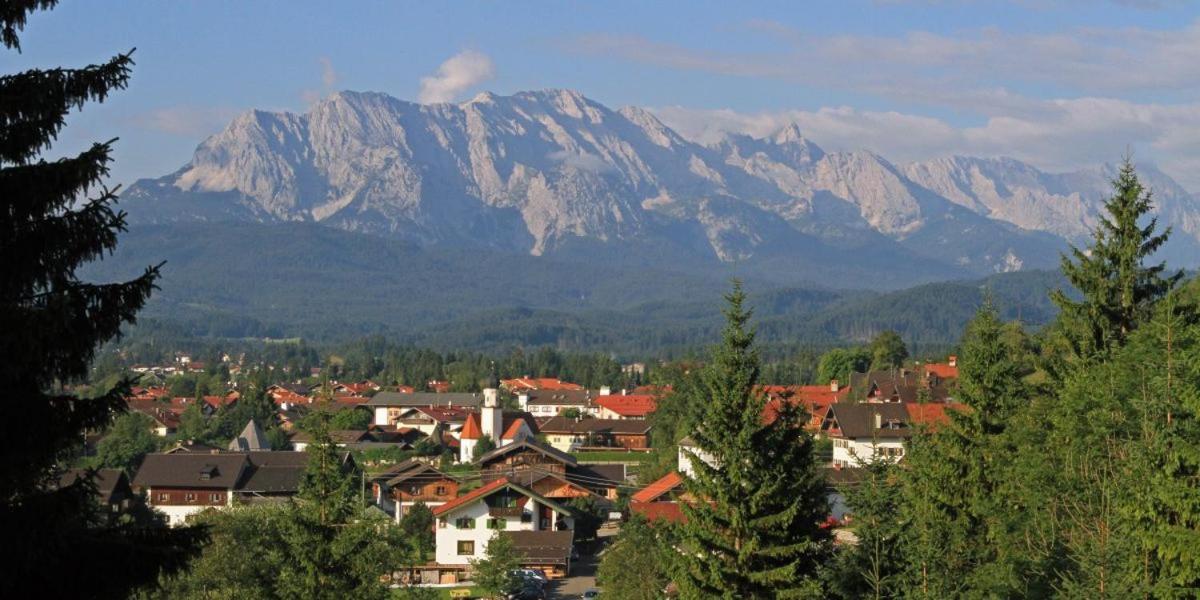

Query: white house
[[431, 478, 575, 567], [820, 403, 912, 467]]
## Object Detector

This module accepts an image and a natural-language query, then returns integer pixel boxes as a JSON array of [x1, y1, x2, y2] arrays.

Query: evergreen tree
[[1051, 158, 1181, 361], [0, 2, 204, 596], [829, 458, 903, 600], [674, 281, 832, 599], [473, 434, 497, 460], [399, 502, 435, 563], [276, 410, 397, 599], [597, 515, 677, 600], [897, 302, 1029, 597]]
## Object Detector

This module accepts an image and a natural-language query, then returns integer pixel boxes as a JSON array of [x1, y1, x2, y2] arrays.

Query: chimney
[[599, 385, 611, 396], [830, 379, 840, 392], [873, 412, 882, 430], [948, 355, 957, 367]]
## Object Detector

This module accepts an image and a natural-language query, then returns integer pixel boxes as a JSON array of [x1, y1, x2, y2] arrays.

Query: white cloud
[[301, 56, 339, 105], [129, 106, 240, 137], [418, 50, 495, 104], [547, 149, 614, 173]]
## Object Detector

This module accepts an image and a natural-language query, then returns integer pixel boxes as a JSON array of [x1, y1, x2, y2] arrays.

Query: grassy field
[[391, 585, 482, 599], [571, 450, 652, 464]]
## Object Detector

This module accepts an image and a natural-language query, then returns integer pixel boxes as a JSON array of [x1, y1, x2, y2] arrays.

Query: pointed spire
[[487, 361, 500, 390], [228, 419, 269, 452]]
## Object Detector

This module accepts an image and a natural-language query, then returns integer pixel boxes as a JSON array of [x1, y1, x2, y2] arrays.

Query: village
[[72, 349, 962, 598]]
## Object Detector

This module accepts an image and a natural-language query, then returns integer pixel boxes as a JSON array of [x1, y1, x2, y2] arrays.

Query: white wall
[[831, 437, 906, 467], [678, 444, 716, 476], [374, 407, 390, 426], [434, 498, 573, 565]]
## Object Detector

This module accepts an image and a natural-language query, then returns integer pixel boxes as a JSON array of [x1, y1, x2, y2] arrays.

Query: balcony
[[488, 506, 523, 518]]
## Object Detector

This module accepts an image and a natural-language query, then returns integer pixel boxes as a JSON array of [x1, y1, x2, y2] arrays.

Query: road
[[545, 527, 615, 599]]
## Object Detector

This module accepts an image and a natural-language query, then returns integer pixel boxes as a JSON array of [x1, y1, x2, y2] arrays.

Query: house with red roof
[[501, 377, 585, 393], [594, 394, 657, 420], [431, 477, 576, 579]]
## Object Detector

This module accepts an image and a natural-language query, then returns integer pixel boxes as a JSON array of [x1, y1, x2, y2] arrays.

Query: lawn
[[391, 585, 482, 599], [571, 450, 652, 464]]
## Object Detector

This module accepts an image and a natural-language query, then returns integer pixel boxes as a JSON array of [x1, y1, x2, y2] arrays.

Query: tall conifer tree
[[0, 2, 204, 596], [675, 281, 831, 599], [1052, 158, 1181, 361]]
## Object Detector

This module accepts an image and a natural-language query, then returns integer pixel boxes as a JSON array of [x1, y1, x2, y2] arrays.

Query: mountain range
[[120, 89, 1200, 287]]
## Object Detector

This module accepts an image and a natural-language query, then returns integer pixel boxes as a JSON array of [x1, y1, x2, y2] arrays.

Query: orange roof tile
[[500, 418, 527, 441], [924, 363, 959, 379], [595, 394, 657, 417], [631, 472, 683, 503], [631, 502, 686, 523], [432, 478, 511, 517], [460, 413, 482, 440]]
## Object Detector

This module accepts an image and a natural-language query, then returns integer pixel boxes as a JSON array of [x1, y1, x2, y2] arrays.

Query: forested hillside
[[89, 222, 1067, 356]]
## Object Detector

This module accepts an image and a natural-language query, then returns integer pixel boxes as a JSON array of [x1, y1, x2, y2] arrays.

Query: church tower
[[481, 364, 503, 443]]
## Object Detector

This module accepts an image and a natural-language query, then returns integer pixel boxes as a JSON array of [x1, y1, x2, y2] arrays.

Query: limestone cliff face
[[123, 89, 1200, 274]]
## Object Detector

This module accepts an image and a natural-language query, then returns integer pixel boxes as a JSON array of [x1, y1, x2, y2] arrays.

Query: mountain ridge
[[121, 88, 1200, 282]]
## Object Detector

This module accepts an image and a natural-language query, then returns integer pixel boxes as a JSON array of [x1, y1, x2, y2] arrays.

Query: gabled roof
[[539, 416, 652, 436], [504, 530, 575, 564], [367, 392, 483, 408], [501, 378, 584, 392], [228, 419, 269, 451], [58, 468, 131, 504], [384, 461, 456, 488], [524, 389, 593, 407], [631, 472, 683, 503], [432, 477, 572, 518], [500, 417, 529, 441], [594, 394, 657, 417], [821, 403, 912, 439], [474, 434, 577, 467], [133, 453, 250, 489], [460, 413, 483, 440]]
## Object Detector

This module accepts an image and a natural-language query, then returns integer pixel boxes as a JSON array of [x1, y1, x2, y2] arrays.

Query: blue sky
[[4, 0, 1200, 187]]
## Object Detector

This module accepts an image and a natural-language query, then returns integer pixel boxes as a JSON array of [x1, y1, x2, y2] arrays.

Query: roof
[[58, 468, 131, 504], [923, 362, 959, 380], [630, 502, 685, 523], [539, 416, 652, 436], [431, 478, 509, 516], [905, 402, 963, 430], [594, 394, 657, 417], [504, 530, 575, 564], [524, 389, 594, 407], [133, 451, 349, 494], [367, 392, 482, 408], [849, 370, 952, 403], [501, 378, 584, 392], [631, 472, 683, 503], [228, 419, 270, 451], [289, 429, 373, 444], [133, 453, 249, 489], [821, 403, 913, 439], [500, 418, 529, 441], [459, 413, 483, 440], [475, 434, 577, 468], [433, 478, 573, 518], [384, 461, 456, 488]]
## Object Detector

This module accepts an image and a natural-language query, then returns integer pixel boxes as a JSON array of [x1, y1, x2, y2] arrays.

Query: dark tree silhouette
[[0, 2, 205, 597]]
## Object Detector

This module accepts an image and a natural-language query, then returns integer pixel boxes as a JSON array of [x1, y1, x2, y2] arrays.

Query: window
[[157, 493, 169, 502], [520, 512, 533, 523], [210, 493, 221, 503], [410, 486, 420, 495], [438, 518, 448, 529], [435, 486, 447, 496], [184, 493, 196, 502], [487, 518, 506, 530], [455, 517, 476, 529], [457, 541, 475, 556]]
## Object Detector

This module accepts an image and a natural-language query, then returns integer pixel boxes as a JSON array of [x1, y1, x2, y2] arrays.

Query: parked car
[[507, 581, 546, 600], [513, 568, 548, 584], [581, 589, 601, 599]]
